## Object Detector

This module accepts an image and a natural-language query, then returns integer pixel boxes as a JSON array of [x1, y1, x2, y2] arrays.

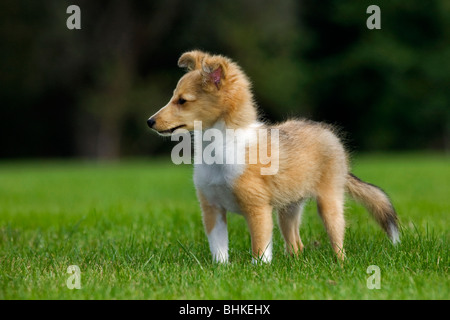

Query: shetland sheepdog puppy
[[147, 50, 399, 263]]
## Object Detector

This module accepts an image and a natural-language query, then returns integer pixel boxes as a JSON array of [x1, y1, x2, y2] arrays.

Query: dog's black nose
[[147, 118, 156, 128]]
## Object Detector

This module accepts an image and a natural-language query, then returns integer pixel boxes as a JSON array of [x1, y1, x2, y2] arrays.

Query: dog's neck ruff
[[192, 120, 261, 214]]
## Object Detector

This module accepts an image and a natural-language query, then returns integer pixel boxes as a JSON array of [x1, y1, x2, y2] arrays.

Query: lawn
[[0, 154, 448, 299]]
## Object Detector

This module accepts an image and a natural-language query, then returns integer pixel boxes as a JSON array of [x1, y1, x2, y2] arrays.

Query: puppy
[[148, 50, 399, 263]]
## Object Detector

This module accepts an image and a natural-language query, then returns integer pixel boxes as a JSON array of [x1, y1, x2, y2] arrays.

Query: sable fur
[[148, 50, 400, 263]]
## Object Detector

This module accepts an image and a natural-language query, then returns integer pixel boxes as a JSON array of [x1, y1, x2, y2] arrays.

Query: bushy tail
[[346, 173, 400, 244]]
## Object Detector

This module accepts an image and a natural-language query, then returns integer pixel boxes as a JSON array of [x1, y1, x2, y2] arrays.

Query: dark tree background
[[0, 0, 449, 159]]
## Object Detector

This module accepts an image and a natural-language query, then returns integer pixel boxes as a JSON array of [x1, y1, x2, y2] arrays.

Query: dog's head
[[147, 50, 251, 135]]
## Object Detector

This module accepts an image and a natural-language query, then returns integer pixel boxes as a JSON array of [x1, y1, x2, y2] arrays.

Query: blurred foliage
[[0, 0, 449, 159]]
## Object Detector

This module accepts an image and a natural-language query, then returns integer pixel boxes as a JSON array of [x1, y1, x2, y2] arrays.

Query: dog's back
[[267, 119, 348, 208]]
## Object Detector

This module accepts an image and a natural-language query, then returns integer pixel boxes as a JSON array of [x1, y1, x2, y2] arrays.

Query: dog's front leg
[[244, 205, 273, 264], [197, 191, 228, 263]]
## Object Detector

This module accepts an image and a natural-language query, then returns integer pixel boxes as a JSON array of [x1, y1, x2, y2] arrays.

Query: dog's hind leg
[[316, 190, 346, 261], [277, 200, 305, 255]]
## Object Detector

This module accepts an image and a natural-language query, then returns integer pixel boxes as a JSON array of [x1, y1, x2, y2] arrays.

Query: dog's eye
[[178, 98, 187, 105]]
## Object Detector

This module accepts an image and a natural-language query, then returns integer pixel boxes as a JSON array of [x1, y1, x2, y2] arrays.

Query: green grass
[[0, 154, 448, 299]]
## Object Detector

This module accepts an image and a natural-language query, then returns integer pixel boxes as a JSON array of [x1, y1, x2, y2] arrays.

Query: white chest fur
[[193, 121, 260, 214], [194, 162, 244, 214]]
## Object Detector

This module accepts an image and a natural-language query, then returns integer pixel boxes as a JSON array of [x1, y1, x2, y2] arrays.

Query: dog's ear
[[178, 50, 206, 71], [201, 55, 228, 90]]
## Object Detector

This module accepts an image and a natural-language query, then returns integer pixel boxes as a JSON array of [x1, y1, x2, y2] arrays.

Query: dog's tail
[[346, 173, 400, 244]]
